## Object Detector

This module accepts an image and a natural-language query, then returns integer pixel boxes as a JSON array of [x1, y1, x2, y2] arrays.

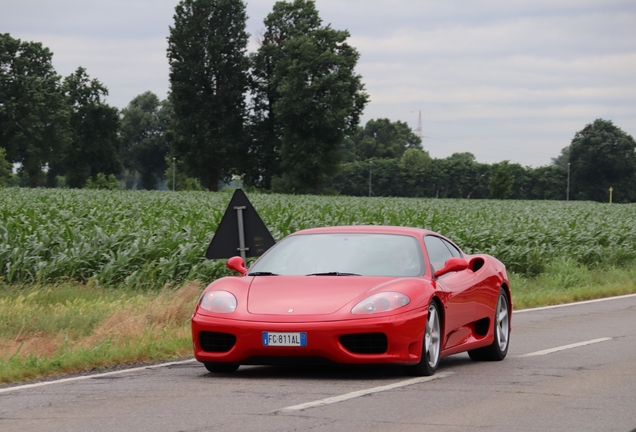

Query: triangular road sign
[[205, 189, 276, 260]]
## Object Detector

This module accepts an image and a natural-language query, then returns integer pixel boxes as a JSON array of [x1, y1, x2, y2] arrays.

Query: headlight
[[351, 292, 410, 314], [199, 290, 237, 314]]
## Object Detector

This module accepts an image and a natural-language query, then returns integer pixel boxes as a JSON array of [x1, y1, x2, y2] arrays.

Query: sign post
[[234, 205, 247, 261]]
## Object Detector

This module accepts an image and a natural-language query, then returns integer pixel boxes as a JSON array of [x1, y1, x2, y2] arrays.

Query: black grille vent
[[339, 333, 388, 354], [199, 331, 236, 352]]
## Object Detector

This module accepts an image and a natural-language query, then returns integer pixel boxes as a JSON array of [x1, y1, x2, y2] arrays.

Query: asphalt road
[[2, 294, 636, 432]]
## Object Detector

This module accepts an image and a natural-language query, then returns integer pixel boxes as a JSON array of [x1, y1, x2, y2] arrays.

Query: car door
[[424, 235, 477, 350]]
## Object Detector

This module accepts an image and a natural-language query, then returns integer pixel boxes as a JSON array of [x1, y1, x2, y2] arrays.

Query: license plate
[[262, 332, 307, 346]]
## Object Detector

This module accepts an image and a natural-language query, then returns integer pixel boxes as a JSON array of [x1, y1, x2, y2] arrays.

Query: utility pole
[[412, 110, 423, 149], [172, 157, 176, 191], [368, 160, 373, 197], [566, 162, 570, 201]]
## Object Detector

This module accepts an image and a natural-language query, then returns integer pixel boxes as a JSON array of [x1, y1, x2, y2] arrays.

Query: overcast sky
[[3, 0, 635, 166]]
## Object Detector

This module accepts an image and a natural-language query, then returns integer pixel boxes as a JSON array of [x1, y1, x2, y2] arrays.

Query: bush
[[164, 163, 203, 191], [85, 173, 120, 190]]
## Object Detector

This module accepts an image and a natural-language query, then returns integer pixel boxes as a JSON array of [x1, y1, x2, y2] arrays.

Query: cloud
[[15, 33, 171, 107], [2, 0, 636, 166]]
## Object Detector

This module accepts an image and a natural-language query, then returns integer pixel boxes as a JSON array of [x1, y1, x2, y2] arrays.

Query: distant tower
[[414, 110, 423, 148]]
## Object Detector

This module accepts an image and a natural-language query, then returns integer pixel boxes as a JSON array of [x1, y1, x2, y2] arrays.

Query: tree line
[[0, 33, 123, 189], [2, 0, 636, 202]]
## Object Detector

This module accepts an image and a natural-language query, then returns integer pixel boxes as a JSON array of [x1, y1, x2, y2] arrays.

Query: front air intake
[[340, 333, 388, 354], [199, 331, 236, 352]]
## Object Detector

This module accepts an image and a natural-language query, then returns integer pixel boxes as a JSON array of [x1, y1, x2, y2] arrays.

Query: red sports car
[[192, 225, 511, 375]]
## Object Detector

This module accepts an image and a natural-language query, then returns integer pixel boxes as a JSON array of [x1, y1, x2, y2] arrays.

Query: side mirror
[[434, 257, 469, 278], [227, 256, 247, 276]]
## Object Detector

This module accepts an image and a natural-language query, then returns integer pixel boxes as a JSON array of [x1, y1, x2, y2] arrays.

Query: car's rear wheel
[[468, 288, 510, 361], [406, 301, 441, 376], [203, 362, 239, 373]]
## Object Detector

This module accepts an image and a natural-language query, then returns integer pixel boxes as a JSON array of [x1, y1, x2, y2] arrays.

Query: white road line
[[275, 372, 452, 413], [0, 359, 197, 394], [515, 293, 636, 314], [518, 337, 613, 358]]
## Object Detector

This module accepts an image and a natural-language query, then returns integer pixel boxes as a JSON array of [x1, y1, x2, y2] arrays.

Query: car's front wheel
[[406, 301, 441, 376], [468, 287, 510, 361], [203, 362, 239, 373]]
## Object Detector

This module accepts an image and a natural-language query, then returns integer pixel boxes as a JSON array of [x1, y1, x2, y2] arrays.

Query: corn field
[[1, 188, 636, 288]]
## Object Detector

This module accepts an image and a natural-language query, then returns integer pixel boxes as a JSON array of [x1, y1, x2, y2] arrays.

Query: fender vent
[[474, 318, 490, 336], [199, 331, 236, 352], [340, 333, 388, 354]]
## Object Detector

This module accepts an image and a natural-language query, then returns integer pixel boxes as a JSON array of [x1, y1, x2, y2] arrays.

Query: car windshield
[[248, 233, 424, 277]]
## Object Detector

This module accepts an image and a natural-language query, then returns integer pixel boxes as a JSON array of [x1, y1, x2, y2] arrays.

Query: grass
[[0, 280, 200, 385], [512, 260, 636, 309], [2, 264, 636, 386]]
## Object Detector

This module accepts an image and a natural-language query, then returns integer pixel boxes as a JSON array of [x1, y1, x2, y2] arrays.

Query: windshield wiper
[[306, 272, 361, 276], [247, 271, 279, 276]]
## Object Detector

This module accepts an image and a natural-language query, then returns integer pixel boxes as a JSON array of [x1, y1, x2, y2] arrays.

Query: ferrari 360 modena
[[192, 225, 511, 376]]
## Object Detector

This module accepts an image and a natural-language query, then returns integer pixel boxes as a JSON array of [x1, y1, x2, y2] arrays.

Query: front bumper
[[192, 310, 427, 365]]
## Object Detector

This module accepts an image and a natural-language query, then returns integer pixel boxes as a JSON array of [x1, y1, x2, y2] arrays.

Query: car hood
[[247, 275, 410, 315]]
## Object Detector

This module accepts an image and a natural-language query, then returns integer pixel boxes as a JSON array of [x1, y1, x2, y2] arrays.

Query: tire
[[406, 301, 441, 376], [468, 288, 510, 361], [203, 362, 240, 373]]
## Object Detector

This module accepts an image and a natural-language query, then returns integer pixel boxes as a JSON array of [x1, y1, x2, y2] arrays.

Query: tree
[[0, 33, 69, 187], [120, 91, 171, 189], [328, 158, 405, 197], [400, 148, 432, 196], [489, 161, 514, 199], [353, 118, 422, 160], [434, 153, 487, 199], [244, 0, 322, 189], [0, 147, 12, 187], [507, 162, 533, 200], [527, 165, 567, 200], [275, 28, 368, 193], [251, 0, 368, 194], [60, 67, 121, 188], [569, 119, 636, 202], [551, 145, 570, 170], [167, 0, 249, 191]]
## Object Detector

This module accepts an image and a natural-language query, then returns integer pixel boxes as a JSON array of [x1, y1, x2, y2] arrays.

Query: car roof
[[292, 225, 436, 237]]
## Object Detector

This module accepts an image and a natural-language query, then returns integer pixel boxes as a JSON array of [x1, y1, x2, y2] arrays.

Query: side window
[[424, 236, 454, 272], [441, 238, 462, 258]]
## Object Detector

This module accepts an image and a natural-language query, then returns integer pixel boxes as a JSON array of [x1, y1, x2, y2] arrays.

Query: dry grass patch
[[0, 281, 202, 384], [79, 282, 200, 349], [0, 332, 61, 359]]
